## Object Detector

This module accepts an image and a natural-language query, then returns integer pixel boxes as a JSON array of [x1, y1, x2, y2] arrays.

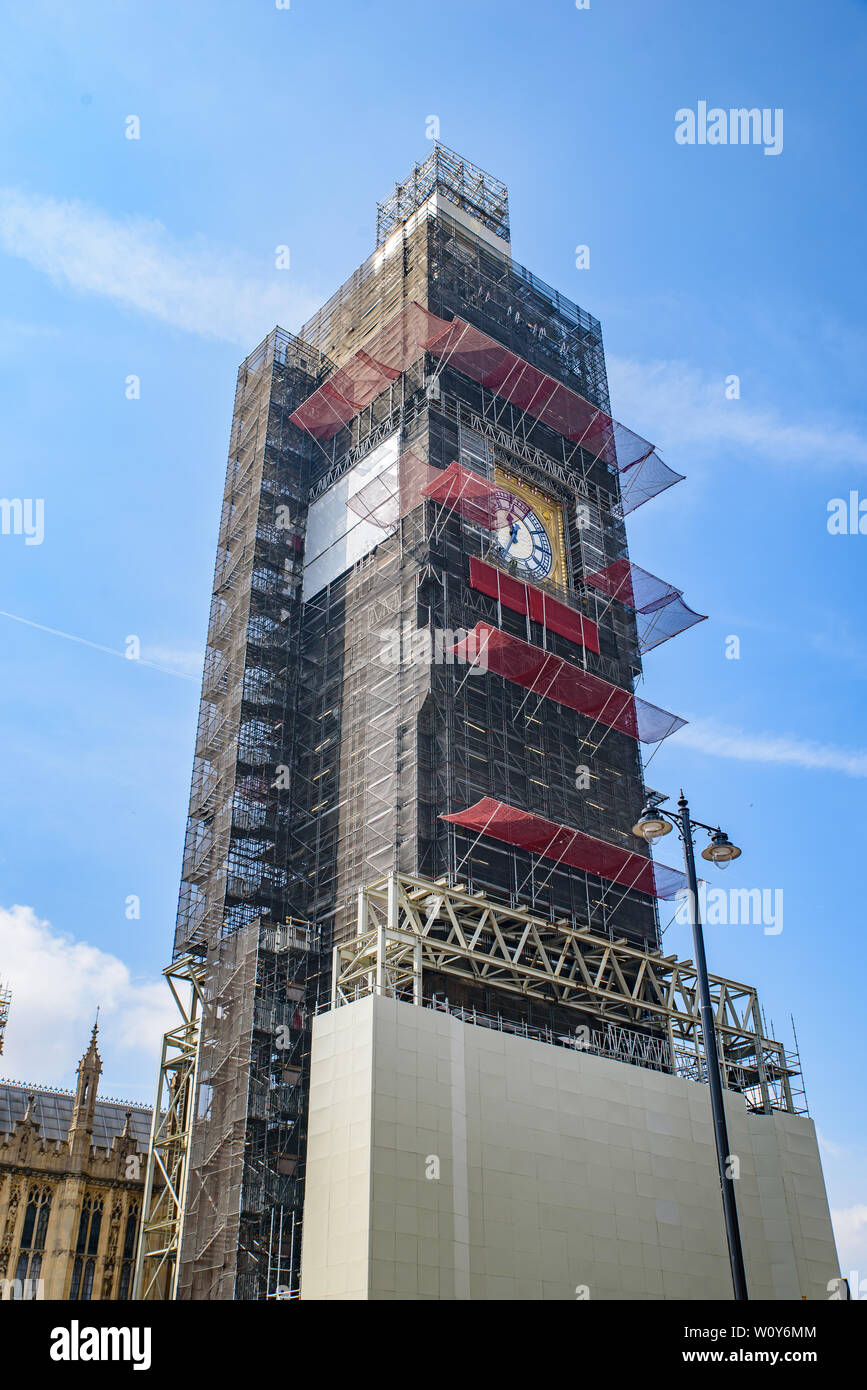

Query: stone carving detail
[[0, 1177, 24, 1278], [101, 1194, 124, 1299]]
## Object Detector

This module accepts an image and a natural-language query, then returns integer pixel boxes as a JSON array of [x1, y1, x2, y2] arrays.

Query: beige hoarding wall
[[301, 995, 838, 1301]]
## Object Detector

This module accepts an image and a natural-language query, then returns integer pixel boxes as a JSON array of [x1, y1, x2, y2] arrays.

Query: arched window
[[117, 1203, 140, 1300], [13, 1186, 51, 1298], [69, 1193, 104, 1300]]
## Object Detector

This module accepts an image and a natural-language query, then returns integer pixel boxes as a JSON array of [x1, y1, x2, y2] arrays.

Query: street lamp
[[633, 791, 748, 1302]]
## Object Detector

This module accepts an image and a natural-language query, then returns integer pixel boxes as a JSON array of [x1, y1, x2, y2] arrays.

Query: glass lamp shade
[[701, 830, 741, 867], [632, 811, 672, 843]]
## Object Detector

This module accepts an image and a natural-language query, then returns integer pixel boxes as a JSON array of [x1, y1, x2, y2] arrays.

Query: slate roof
[[0, 1082, 152, 1154]]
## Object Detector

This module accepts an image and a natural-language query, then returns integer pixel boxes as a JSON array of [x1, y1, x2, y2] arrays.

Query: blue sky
[[0, 0, 865, 1277]]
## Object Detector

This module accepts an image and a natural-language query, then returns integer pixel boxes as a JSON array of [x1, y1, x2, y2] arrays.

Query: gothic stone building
[[0, 1025, 152, 1300]]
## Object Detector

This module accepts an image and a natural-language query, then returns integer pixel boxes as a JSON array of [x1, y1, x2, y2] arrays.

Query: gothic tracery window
[[69, 1192, 104, 1300], [13, 1185, 51, 1297], [117, 1202, 140, 1300]]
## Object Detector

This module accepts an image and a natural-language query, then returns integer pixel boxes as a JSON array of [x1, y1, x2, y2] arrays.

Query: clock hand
[[501, 520, 520, 557]]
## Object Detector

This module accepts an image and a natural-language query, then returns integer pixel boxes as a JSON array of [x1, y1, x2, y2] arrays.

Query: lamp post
[[633, 791, 748, 1302]]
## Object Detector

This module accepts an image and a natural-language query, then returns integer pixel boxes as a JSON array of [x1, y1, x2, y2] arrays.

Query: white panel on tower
[[302, 433, 401, 602]]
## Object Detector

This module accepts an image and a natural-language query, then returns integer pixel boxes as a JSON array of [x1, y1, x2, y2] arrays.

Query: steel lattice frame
[[133, 956, 206, 1301], [332, 872, 796, 1114]]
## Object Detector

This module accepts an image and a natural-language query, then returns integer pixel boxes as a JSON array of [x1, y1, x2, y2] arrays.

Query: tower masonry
[[138, 147, 839, 1302]]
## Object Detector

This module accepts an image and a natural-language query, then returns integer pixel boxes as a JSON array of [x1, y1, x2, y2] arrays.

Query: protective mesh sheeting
[[343, 448, 427, 530], [290, 304, 451, 439], [637, 595, 706, 652], [291, 306, 681, 516], [340, 447, 498, 534], [178, 924, 257, 1299], [343, 461, 401, 530], [469, 556, 600, 654], [618, 453, 686, 515], [585, 558, 680, 612], [421, 459, 526, 529], [585, 559, 706, 652], [452, 623, 685, 744], [442, 797, 686, 900], [348, 455, 540, 536], [425, 317, 680, 500]]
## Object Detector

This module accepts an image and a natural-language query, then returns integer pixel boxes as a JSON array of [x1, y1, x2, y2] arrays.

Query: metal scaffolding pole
[[133, 956, 206, 1301]]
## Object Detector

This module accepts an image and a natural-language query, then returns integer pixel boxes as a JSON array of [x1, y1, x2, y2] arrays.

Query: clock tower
[[152, 146, 825, 1308], [169, 146, 691, 1298]]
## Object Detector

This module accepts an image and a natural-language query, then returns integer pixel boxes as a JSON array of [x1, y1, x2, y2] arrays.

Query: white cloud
[[0, 316, 61, 363], [0, 904, 173, 1101], [674, 717, 867, 778], [0, 188, 319, 345], [608, 356, 867, 467], [817, 1131, 849, 1161]]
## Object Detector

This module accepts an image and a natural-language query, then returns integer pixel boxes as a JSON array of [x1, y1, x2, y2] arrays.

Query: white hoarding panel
[[302, 433, 400, 602]]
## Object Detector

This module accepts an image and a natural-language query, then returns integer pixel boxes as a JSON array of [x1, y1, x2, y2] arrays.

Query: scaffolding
[[160, 146, 726, 1298], [300, 192, 607, 417], [290, 301, 680, 515], [167, 324, 330, 1299], [376, 143, 510, 248], [450, 623, 685, 743], [174, 327, 331, 958], [290, 479, 431, 943], [176, 918, 319, 1301], [286, 178, 682, 942], [332, 873, 803, 1116], [285, 471, 669, 946], [133, 956, 205, 1301]]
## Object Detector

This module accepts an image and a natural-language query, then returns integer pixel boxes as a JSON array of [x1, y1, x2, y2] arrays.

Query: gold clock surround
[[493, 467, 569, 588]]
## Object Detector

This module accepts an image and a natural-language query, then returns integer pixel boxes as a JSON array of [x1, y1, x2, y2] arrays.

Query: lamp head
[[701, 828, 742, 868], [632, 806, 672, 843]]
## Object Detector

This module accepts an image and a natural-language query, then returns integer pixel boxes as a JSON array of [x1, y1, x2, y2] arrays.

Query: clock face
[[491, 490, 554, 579]]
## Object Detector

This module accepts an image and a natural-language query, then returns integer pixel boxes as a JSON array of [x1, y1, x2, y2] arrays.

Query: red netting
[[452, 623, 684, 744], [585, 559, 679, 611], [585, 559, 706, 652], [290, 304, 451, 440], [290, 305, 683, 514], [469, 556, 599, 654], [424, 317, 683, 511], [442, 797, 687, 900], [420, 460, 526, 529], [346, 454, 515, 532]]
